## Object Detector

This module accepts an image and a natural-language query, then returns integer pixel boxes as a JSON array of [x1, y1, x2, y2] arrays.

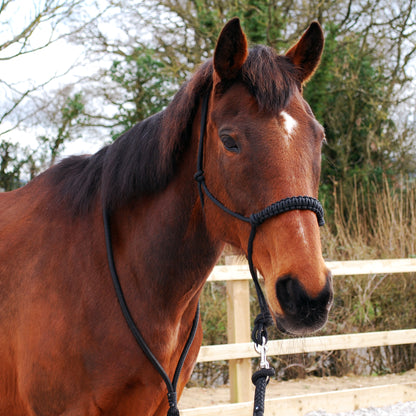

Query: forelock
[[241, 45, 300, 113]]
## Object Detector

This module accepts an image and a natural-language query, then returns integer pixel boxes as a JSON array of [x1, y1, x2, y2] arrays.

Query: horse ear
[[285, 21, 324, 84], [214, 18, 248, 81]]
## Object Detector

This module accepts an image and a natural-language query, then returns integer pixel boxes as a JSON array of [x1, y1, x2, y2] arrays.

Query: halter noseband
[[194, 94, 325, 345]]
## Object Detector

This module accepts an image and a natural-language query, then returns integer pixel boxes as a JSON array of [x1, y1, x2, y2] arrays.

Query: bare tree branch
[[0, 0, 111, 135]]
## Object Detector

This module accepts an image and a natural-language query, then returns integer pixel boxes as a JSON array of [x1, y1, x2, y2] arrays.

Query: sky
[[1, 0, 108, 157], [1, 40, 97, 154]]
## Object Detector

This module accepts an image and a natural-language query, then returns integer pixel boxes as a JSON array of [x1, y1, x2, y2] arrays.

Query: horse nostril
[[275, 276, 302, 316]]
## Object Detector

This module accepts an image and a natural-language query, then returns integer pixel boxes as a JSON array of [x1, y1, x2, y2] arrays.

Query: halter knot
[[252, 311, 274, 346], [249, 213, 262, 227], [251, 367, 276, 385], [167, 392, 180, 416], [167, 406, 180, 416], [193, 170, 205, 183]]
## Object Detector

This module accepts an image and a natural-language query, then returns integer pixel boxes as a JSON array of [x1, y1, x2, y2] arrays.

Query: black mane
[[49, 47, 298, 215]]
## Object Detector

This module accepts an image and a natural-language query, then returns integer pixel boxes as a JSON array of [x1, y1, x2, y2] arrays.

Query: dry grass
[[322, 175, 416, 260]]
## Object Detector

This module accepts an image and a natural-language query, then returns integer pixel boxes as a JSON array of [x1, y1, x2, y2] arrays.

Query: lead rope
[[248, 221, 275, 416], [194, 94, 325, 416], [248, 222, 275, 416], [103, 208, 200, 416]]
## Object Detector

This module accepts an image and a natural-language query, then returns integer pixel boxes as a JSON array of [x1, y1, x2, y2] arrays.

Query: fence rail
[[182, 383, 416, 416], [197, 328, 416, 362], [184, 258, 416, 415], [208, 258, 416, 281]]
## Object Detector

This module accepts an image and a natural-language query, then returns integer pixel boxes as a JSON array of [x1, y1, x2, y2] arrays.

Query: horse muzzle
[[274, 271, 333, 335]]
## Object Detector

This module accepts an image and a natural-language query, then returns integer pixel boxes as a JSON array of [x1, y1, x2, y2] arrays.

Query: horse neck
[[108, 136, 224, 323]]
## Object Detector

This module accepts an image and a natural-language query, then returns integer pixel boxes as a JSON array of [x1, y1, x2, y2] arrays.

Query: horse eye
[[221, 135, 239, 153]]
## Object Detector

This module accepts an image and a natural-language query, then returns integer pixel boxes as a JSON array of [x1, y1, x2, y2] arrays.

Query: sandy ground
[[180, 369, 416, 409]]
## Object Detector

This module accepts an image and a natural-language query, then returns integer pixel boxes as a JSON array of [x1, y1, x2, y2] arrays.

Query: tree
[[2, 0, 416, 200], [301, 1, 416, 216], [36, 91, 86, 166], [0, 0, 94, 135], [151, 0, 416, 205], [106, 46, 177, 137], [0, 0, 109, 189], [0, 141, 25, 191]]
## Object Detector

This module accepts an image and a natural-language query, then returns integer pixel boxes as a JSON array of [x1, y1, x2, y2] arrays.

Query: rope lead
[[252, 329, 275, 415], [252, 367, 276, 416]]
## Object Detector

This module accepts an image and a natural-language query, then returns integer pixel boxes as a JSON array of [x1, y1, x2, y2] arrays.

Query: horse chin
[[273, 312, 329, 336]]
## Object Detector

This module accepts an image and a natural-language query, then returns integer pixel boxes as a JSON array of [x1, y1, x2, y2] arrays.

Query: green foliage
[[109, 46, 177, 139], [160, 0, 286, 55], [37, 92, 86, 166], [304, 22, 411, 217], [0, 92, 89, 187], [233, 0, 285, 47], [0, 141, 25, 191], [190, 282, 229, 386], [200, 282, 228, 345], [0, 140, 41, 190]]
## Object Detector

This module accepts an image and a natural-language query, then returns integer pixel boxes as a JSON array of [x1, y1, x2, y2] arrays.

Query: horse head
[[201, 18, 333, 335]]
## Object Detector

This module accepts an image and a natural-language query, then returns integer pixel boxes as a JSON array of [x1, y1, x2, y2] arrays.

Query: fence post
[[226, 256, 253, 403]]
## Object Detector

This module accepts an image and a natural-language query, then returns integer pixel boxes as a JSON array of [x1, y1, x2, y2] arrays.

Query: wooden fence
[[182, 258, 416, 416]]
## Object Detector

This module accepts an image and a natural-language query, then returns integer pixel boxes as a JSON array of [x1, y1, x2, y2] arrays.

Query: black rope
[[194, 94, 210, 208], [247, 224, 274, 345], [250, 195, 325, 227], [252, 368, 276, 416], [200, 181, 251, 223], [167, 392, 180, 416], [103, 208, 200, 416]]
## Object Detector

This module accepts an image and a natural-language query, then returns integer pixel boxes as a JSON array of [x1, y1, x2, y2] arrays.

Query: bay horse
[[0, 18, 332, 415]]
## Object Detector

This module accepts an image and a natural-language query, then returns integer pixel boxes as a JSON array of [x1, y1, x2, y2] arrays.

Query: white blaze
[[281, 111, 298, 138]]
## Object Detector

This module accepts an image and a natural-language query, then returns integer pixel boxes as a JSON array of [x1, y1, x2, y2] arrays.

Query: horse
[[0, 18, 332, 415]]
